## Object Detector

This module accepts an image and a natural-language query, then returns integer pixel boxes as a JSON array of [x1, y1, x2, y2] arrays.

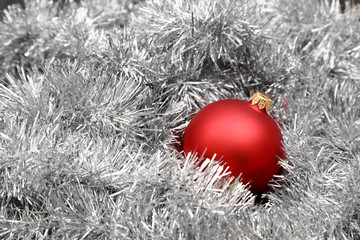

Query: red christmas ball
[[183, 93, 285, 194]]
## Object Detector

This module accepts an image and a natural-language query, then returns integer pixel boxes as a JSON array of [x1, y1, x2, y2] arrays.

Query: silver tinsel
[[0, 0, 360, 239]]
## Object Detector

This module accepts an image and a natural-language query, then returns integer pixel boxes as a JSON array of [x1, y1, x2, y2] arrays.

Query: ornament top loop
[[261, 85, 274, 98]]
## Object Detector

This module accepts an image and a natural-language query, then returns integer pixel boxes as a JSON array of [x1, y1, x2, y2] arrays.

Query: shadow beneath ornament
[[254, 194, 269, 205]]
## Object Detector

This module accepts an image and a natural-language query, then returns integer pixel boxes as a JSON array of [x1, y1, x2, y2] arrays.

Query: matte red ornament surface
[[182, 99, 285, 194]]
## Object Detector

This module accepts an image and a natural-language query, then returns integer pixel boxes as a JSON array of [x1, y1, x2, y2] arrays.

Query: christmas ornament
[[182, 86, 285, 194]]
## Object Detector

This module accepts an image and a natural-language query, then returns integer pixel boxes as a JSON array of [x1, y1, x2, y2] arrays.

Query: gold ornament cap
[[248, 85, 273, 112]]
